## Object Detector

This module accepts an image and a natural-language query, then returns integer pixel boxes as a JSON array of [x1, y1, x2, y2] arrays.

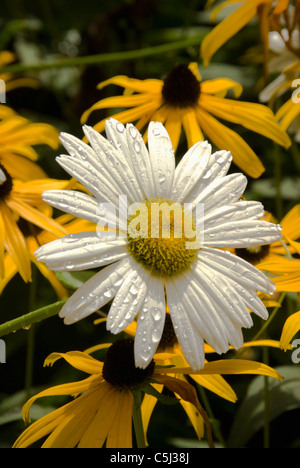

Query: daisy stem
[[24, 266, 37, 398], [273, 143, 283, 220], [0, 299, 66, 338], [132, 390, 146, 449], [197, 385, 226, 447], [263, 347, 270, 448], [252, 292, 286, 342], [0, 34, 207, 74]]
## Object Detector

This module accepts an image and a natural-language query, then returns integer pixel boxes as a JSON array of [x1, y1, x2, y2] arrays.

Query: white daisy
[[35, 118, 282, 371]]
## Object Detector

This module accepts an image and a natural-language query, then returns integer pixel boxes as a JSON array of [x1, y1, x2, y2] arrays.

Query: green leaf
[[0, 389, 54, 426], [227, 366, 300, 448], [55, 270, 96, 290], [141, 382, 180, 406]]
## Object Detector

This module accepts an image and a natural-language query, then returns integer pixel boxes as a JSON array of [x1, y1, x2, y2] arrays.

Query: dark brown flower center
[[102, 339, 155, 389], [158, 313, 178, 351], [0, 164, 13, 199], [162, 64, 201, 108], [234, 244, 270, 265]]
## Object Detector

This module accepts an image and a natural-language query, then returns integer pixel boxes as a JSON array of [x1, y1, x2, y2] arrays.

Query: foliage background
[[0, 0, 299, 448]]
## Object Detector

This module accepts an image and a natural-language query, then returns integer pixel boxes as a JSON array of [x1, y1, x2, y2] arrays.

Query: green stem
[[132, 390, 146, 449], [197, 385, 226, 447], [0, 34, 207, 74], [263, 347, 270, 448], [252, 292, 286, 342], [273, 144, 283, 221], [0, 300, 66, 337], [24, 267, 37, 397]]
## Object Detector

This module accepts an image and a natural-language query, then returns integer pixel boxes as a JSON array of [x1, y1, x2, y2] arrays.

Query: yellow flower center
[[127, 198, 200, 276]]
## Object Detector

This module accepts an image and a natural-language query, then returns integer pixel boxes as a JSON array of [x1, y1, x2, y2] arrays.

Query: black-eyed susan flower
[[13, 338, 282, 448], [0, 111, 60, 180], [81, 63, 290, 178], [0, 215, 94, 298], [234, 205, 300, 292], [35, 119, 282, 370], [123, 312, 287, 442], [0, 164, 72, 284], [201, 0, 294, 67]]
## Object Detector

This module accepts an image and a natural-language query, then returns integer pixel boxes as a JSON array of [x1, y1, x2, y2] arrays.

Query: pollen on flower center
[[102, 339, 155, 388], [162, 64, 201, 108], [0, 164, 13, 199], [127, 197, 200, 276]]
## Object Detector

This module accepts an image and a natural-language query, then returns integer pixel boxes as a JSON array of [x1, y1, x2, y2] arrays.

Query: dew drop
[[134, 141, 141, 153], [116, 122, 125, 133], [129, 126, 137, 138]]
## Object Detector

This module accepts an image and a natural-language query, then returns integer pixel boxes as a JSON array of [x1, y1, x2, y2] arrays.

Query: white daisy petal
[[83, 124, 144, 203], [173, 272, 234, 354], [134, 275, 166, 369], [42, 190, 101, 224], [43, 189, 127, 232], [182, 150, 232, 203], [104, 119, 130, 155], [191, 173, 248, 214], [203, 219, 282, 248], [198, 247, 275, 295], [171, 140, 212, 202], [147, 121, 175, 198], [107, 260, 149, 335], [36, 119, 283, 372], [59, 258, 132, 324], [165, 278, 205, 370], [35, 232, 129, 271], [56, 154, 119, 204], [125, 123, 156, 199], [192, 262, 253, 329], [202, 201, 265, 230]]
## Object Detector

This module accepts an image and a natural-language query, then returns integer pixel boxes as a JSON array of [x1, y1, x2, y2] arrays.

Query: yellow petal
[[201, 78, 243, 98], [76, 383, 119, 448], [272, 272, 300, 292], [181, 108, 204, 147], [0, 153, 47, 181], [97, 75, 162, 94], [141, 383, 164, 444], [195, 106, 265, 177], [44, 351, 103, 374], [7, 198, 68, 238], [157, 359, 283, 380], [0, 201, 31, 282], [276, 99, 300, 131], [200, 94, 291, 148], [0, 209, 4, 279], [201, 0, 265, 66], [81, 93, 152, 124], [22, 375, 98, 424], [273, 0, 289, 14], [280, 310, 300, 351], [191, 373, 237, 403], [164, 108, 183, 151], [106, 389, 134, 448], [0, 252, 17, 294], [89, 98, 161, 136], [281, 204, 300, 241]]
